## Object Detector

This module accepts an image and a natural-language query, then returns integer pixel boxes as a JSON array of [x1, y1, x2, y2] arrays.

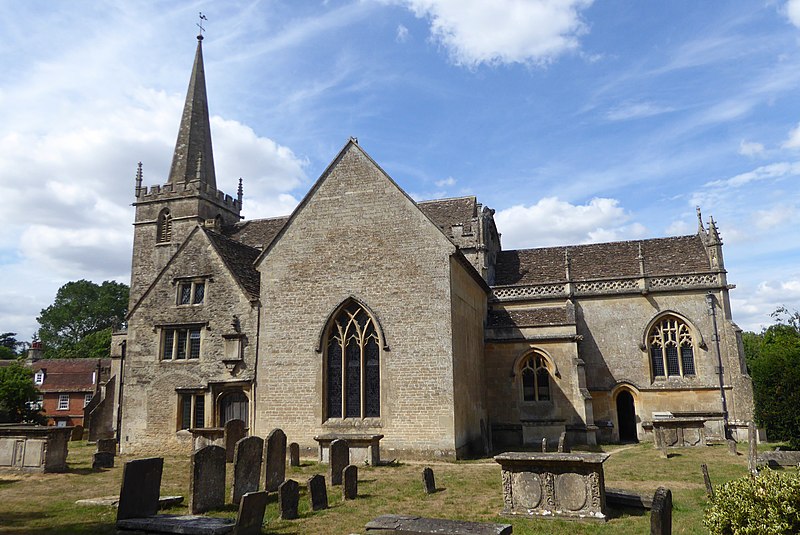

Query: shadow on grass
[[607, 505, 649, 519], [0, 478, 19, 487], [67, 467, 98, 475]]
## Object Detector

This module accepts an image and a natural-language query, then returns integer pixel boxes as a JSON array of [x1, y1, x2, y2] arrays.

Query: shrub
[[704, 469, 800, 535]]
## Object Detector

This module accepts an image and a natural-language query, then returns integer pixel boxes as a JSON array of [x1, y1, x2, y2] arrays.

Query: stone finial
[[237, 177, 243, 206], [564, 248, 571, 280], [696, 206, 704, 234], [637, 242, 645, 276], [135, 162, 143, 197], [708, 216, 721, 245]]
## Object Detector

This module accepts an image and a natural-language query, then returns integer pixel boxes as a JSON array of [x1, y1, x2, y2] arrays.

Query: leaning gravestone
[[265, 428, 287, 492], [189, 445, 226, 514], [330, 439, 349, 486], [558, 432, 569, 453], [422, 467, 436, 494], [279, 479, 299, 520], [343, 464, 358, 500], [748, 421, 758, 474], [224, 419, 247, 463], [308, 474, 328, 511], [232, 436, 264, 505], [727, 439, 737, 456], [700, 464, 713, 499], [117, 457, 163, 521], [289, 442, 300, 467], [650, 486, 672, 535]]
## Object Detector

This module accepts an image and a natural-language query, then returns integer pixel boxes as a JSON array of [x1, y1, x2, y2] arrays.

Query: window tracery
[[648, 316, 696, 378], [520, 353, 551, 402]]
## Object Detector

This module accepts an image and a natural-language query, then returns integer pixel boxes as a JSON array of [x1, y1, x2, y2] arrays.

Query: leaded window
[[178, 393, 205, 430], [177, 281, 205, 305], [648, 316, 696, 378], [521, 353, 551, 402], [162, 326, 202, 360], [325, 302, 380, 419]]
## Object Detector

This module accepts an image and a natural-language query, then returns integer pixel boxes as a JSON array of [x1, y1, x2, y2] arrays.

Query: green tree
[[0, 362, 46, 424], [0, 332, 20, 359], [36, 280, 129, 359]]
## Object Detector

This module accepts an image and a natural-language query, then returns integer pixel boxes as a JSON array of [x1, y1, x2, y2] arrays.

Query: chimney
[[26, 341, 43, 364]]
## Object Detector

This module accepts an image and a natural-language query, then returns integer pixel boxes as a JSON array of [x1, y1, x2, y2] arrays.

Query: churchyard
[[0, 437, 785, 534]]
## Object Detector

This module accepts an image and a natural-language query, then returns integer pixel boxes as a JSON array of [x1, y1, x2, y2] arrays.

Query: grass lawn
[[0, 440, 770, 534]]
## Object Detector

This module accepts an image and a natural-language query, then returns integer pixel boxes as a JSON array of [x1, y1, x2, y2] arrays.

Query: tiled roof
[[494, 235, 711, 286], [31, 358, 109, 393], [418, 196, 478, 234], [488, 307, 572, 328], [205, 229, 261, 300], [223, 217, 289, 250]]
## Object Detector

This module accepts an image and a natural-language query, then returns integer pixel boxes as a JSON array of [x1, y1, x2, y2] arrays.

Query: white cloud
[[785, 0, 800, 28], [731, 277, 800, 331], [435, 176, 456, 187], [396, 24, 410, 42], [753, 203, 799, 230], [704, 161, 800, 188], [782, 122, 800, 148], [738, 139, 765, 157], [605, 102, 674, 121], [395, 0, 593, 67], [495, 197, 647, 249]]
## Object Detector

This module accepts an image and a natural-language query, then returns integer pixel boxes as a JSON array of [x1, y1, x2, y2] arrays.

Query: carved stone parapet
[[494, 452, 610, 521]]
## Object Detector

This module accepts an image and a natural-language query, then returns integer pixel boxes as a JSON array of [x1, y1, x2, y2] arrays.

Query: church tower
[[129, 35, 242, 305]]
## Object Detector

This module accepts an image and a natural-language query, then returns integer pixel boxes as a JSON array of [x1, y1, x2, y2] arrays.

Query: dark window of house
[[162, 327, 202, 360], [520, 354, 551, 402]]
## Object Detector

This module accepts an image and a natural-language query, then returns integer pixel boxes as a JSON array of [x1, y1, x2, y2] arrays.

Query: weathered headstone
[[558, 432, 569, 453], [330, 438, 349, 486], [422, 467, 436, 494], [71, 425, 84, 441], [224, 419, 247, 463], [727, 438, 737, 456], [232, 435, 264, 505], [117, 457, 163, 521], [97, 438, 116, 455], [265, 428, 287, 492], [235, 491, 269, 535], [656, 428, 669, 459], [343, 464, 358, 500], [278, 479, 299, 520], [700, 464, 713, 499], [748, 421, 757, 474], [365, 515, 512, 534], [289, 442, 300, 467], [650, 487, 672, 535], [189, 444, 226, 514], [92, 451, 115, 469], [308, 474, 328, 511], [541, 437, 547, 452]]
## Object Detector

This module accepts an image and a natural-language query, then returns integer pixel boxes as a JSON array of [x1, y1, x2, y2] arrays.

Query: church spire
[[167, 34, 217, 188]]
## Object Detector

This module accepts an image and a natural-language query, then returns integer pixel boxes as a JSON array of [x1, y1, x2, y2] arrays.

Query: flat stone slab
[[494, 452, 610, 464], [365, 514, 512, 534], [76, 495, 184, 508], [117, 515, 234, 535], [604, 488, 653, 510], [759, 451, 800, 467]]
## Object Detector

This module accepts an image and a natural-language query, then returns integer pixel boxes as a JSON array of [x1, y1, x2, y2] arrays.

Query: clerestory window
[[648, 316, 696, 378], [521, 353, 551, 402], [161, 326, 202, 360], [325, 302, 380, 420]]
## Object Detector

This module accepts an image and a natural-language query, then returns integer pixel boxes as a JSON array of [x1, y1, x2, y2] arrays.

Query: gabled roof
[[418, 196, 478, 234], [31, 358, 108, 393], [204, 228, 261, 300], [223, 216, 289, 250], [495, 235, 711, 286]]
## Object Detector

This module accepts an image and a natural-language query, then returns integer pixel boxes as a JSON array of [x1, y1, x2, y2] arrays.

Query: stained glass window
[[648, 316, 696, 378]]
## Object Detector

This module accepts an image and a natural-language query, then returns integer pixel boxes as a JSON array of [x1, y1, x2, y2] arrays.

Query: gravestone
[[558, 432, 569, 453], [117, 457, 163, 521], [279, 479, 299, 520], [700, 464, 713, 499], [97, 438, 116, 455], [748, 421, 757, 474], [265, 428, 287, 492], [650, 487, 672, 535], [71, 425, 84, 441], [92, 451, 115, 469], [343, 464, 358, 500], [224, 419, 247, 463], [656, 429, 669, 459], [189, 444, 226, 514], [541, 438, 547, 452], [422, 467, 436, 494], [365, 515, 513, 534], [727, 439, 737, 456], [330, 439, 349, 486], [235, 491, 269, 535], [308, 474, 328, 511], [232, 436, 264, 505], [289, 442, 300, 467]]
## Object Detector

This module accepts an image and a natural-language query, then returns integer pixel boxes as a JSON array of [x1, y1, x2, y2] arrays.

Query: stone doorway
[[616, 390, 638, 442]]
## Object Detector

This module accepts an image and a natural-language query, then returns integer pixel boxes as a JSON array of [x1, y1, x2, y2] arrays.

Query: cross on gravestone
[[343, 464, 358, 500], [307, 474, 328, 511], [748, 421, 758, 474], [329, 439, 349, 486], [289, 442, 300, 467], [422, 467, 436, 494], [727, 438, 737, 456], [265, 428, 287, 492], [650, 487, 672, 535], [224, 419, 247, 463], [278, 479, 299, 520], [189, 445, 226, 514], [700, 464, 714, 499], [541, 437, 547, 452], [558, 431, 569, 453], [232, 436, 264, 505]]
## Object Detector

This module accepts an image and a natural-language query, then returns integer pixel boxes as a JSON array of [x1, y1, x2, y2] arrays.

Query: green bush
[[704, 469, 800, 535]]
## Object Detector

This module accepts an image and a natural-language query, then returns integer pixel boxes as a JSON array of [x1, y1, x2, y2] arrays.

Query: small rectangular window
[[193, 395, 205, 428], [193, 283, 205, 304], [177, 281, 206, 305], [34, 371, 44, 385], [179, 284, 192, 305], [84, 393, 93, 407], [189, 329, 201, 359], [179, 393, 205, 430], [162, 327, 202, 360], [58, 394, 69, 410], [176, 330, 188, 359], [180, 394, 192, 429]]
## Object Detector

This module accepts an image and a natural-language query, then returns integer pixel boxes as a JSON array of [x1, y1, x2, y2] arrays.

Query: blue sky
[[1, 0, 799, 341]]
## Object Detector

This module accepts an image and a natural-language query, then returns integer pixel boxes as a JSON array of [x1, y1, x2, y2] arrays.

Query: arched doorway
[[616, 390, 638, 442], [219, 391, 248, 425]]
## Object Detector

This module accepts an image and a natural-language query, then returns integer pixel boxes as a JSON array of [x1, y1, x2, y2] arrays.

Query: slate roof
[[31, 359, 109, 393], [487, 307, 573, 328], [223, 217, 289, 250], [494, 235, 711, 286], [204, 229, 262, 300], [417, 196, 478, 234]]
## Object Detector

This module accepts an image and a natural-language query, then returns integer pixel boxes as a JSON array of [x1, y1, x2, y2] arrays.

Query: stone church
[[114, 36, 754, 458]]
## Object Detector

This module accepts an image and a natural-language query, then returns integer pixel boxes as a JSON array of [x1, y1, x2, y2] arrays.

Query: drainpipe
[[706, 292, 729, 438]]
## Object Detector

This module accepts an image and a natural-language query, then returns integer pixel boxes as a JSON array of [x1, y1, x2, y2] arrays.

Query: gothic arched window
[[157, 209, 173, 243], [648, 316, 696, 378], [520, 353, 551, 402], [325, 302, 380, 419]]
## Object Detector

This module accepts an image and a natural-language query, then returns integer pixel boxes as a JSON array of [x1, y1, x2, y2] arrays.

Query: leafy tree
[[0, 332, 20, 359], [36, 280, 129, 359], [744, 307, 800, 449], [0, 362, 46, 424]]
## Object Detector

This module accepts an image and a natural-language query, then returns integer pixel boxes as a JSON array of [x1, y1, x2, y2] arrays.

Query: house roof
[[494, 235, 711, 286], [31, 358, 109, 393], [204, 228, 262, 300], [417, 196, 478, 234], [223, 216, 288, 250], [487, 307, 573, 328]]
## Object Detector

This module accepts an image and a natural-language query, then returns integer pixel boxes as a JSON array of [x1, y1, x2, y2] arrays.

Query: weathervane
[[197, 12, 208, 37]]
